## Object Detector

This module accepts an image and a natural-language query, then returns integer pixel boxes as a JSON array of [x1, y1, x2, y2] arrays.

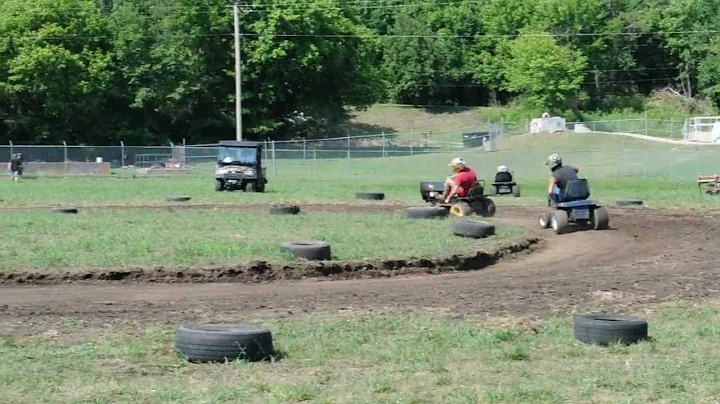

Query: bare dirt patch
[[1, 205, 719, 332]]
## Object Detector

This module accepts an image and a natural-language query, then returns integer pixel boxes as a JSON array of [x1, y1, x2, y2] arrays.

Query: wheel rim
[[551, 215, 558, 230], [539, 215, 547, 227], [450, 205, 463, 216]]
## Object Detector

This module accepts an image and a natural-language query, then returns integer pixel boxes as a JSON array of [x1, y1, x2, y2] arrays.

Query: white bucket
[[96, 157, 103, 163]]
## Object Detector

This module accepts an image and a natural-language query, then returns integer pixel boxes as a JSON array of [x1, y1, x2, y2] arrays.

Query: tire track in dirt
[[1, 205, 718, 329]]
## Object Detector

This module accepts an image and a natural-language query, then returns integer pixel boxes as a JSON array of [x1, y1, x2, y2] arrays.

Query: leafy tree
[[0, 0, 114, 143], [502, 32, 587, 111]]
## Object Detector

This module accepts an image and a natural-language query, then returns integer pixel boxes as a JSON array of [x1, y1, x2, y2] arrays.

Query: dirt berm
[[0, 238, 537, 285]]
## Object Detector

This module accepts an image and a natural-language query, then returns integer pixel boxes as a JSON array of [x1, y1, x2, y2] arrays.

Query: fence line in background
[[0, 117, 708, 179]]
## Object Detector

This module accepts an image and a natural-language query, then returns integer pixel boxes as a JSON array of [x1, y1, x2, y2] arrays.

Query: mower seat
[[465, 183, 485, 199], [493, 172, 513, 184], [559, 179, 591, 202]]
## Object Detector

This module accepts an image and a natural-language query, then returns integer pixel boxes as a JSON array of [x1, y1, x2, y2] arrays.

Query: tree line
[[0, 0, 718, 144]]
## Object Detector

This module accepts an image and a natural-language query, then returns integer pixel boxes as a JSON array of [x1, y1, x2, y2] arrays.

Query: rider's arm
[[444, 182, 459, 203], [547, 177, 557, 194]]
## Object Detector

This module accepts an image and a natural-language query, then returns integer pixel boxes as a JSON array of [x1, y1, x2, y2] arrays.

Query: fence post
[[181, 138, 186, 169], [120, 141, 125, 167], [271, 140, 277, 176], [410, 133, 414, 156], [347, 133, 350, 160], [62, 141, 68, 174], [644, 111, 649, 136], [8, 141, 12, 160], [264, 139, 269, 162], [500, 117, 505, 139], [381, 132, 386, 158], [313, 148, 317, 161], [670, 118, 674, 139], [303, 138, 306, 160]]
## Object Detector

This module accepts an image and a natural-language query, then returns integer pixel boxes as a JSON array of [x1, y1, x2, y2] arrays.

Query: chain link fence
[[1, 117, 716, 180]]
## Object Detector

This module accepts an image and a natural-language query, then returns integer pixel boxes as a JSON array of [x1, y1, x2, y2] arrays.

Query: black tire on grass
[[616, 199, 643, 207], [355, 192, 385, 201], [269, 205, 301, 215], [450, 219, 496, 238], [52, 207, 79, 214], [405, 206, 449, 219], [175, 324, 275, 363], [167, 196, 192, 202], [573, 314, 648, 346], [281, 240, 332, 260]]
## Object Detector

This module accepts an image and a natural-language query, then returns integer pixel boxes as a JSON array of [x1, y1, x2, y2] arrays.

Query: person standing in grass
[[8, 153, 23, 182]]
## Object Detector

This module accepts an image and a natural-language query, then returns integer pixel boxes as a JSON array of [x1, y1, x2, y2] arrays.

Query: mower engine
[[420, 181, 446, 203]]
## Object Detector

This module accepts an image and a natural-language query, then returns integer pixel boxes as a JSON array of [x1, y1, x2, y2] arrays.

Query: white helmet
[[497, 165, 508, 172], [222, 156, 232, 163], [449, 157, 466, 169]]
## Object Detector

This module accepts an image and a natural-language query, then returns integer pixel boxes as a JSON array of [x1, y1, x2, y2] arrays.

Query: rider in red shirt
[[440, 157, 478, 203]]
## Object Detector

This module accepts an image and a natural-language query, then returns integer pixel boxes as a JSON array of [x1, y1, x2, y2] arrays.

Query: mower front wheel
[[450, 202, 473, 217], [244, 181, 256, 192], [215, 179, 224, 192], [539, 212, 551, 229]]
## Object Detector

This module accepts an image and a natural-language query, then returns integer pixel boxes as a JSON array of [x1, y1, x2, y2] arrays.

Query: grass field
[[3, 302, 720, 403], [0, 210, 527, 271], [1, 131, 718, 209]]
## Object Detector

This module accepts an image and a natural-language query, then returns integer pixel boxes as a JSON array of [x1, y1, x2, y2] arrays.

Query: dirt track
[[1, 204, 719, 332]]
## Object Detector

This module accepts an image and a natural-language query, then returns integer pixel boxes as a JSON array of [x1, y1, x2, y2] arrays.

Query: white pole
[[233, 3, 242, 141]]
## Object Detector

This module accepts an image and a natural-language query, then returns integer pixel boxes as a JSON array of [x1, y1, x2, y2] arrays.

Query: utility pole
[[233, 2, 242, 141]]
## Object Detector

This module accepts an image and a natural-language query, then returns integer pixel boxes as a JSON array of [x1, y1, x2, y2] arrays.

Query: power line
[[411, 77, 679, 88], [239, 30, 720, 39]]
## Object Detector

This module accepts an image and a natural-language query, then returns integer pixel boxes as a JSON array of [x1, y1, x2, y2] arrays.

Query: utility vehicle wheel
[[573, 314, 648, 346], [405, 206, 449, 219], [281, 240, 331, 261], [450, 219, 495, 238], [550, 210, 570, 234], [175, 324, 275, 362], [450, 202, 473, 217], [592, 207, 610, 230], [538, 212, 551, 229], [512, 184, 521, 197], [215, 179, 224, 192], [244, 181, 256, 192]]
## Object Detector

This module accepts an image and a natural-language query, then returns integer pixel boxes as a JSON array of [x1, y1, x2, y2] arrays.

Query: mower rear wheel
[[550, 210, 570, 234], [244, 181, 256, 192], [512, 184, 521, 197], [482, 199, 497, 218], [215, 179, 224, 192], [450, 202, 473, 217], [592, 207, 610, 230]]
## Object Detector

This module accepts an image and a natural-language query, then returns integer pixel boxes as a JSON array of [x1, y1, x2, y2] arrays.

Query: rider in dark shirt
[[546, 153, 579, 204]]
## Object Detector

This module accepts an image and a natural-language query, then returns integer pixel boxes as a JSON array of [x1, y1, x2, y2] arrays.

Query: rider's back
[[552, 165, 578, 190]]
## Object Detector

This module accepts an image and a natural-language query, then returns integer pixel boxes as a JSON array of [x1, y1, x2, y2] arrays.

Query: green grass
[[1, 131, 719, 209], [0, 210, 528, 271], [4, 302, 720, 403]]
